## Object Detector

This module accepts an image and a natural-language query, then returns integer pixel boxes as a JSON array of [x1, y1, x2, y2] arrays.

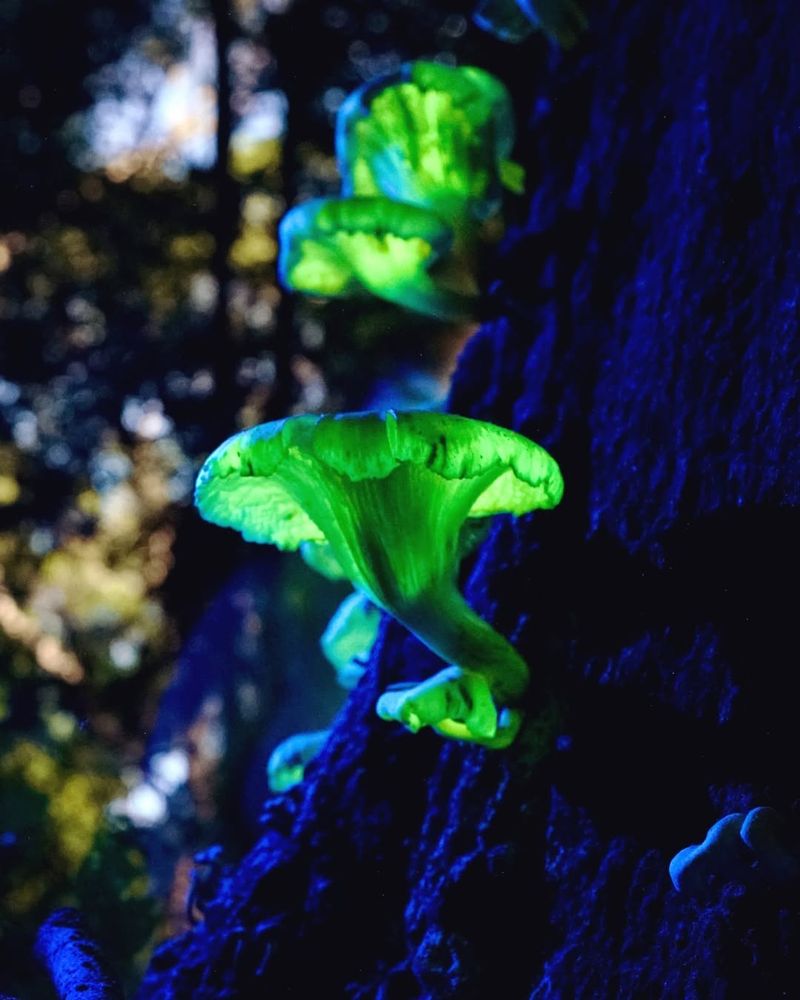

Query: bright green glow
[[330, 230, 432, 288], [278, 197, 474, 320], [321, 591, 381, 690], [287, 230, 439, 301], [499, 158, 526, 195], [196, 410, 564, 748], [376, 667, 523, 748], [300, 540, 347, 581], [337, 61, 524, 226], [288, 240, 355, 297], [267, 730, 330, 793]]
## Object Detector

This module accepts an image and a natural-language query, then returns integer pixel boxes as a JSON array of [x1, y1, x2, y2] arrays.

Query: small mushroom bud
[[267, 730, 330, 793]]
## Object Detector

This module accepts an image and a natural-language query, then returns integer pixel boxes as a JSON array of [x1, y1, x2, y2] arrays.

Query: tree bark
[[37, 909, 125, 1000]]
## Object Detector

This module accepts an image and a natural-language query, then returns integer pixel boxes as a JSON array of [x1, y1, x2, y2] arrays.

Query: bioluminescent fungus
[[377, 664, 524, 749], [195, 410, 563, 748], [321, 591, 381, 690], [278, 196, 475, 321], [668, 813, 747, 896], [336, 61, 524, 232], [267, 730, 330, 793], [300, 539, 347, 581], [669, 807, 800, 896], [311, 519, 487, 691], [474, 0, 587, 48]]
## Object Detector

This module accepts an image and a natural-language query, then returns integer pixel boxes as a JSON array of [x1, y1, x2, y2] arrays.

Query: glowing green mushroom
[[336, 61, 524, 233], [278, 196, 475, 321], [267, 730, 329, 793], [474, 0, 587, 48], [321, 591, 381, 690], [305, 517, 487, 691], [195, 410, 563, 749], [300, 540, 348, 581], [519, 0, 587, 47]]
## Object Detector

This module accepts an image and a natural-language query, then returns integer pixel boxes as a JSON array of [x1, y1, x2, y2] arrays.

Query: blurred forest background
[[0, 0, 534, 993]]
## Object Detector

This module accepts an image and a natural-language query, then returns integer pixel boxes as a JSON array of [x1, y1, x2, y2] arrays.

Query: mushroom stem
[[395, 580, 529, 706]]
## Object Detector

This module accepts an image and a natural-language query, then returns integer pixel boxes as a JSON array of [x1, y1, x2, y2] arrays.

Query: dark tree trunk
[[208, 0, 238, 432], [260, 12, 300, 420], [139, 0, 800, 995]]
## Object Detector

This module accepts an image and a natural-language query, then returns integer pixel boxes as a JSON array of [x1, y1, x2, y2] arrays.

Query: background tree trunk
[[139, 0, 800, 995], [208, 0, 238, 432]]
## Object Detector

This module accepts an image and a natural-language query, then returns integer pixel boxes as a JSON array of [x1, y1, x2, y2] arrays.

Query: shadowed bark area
[[139, 0, 800, 995]]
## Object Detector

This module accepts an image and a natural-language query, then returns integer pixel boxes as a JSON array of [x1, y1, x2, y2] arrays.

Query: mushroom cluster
[[199, 59, 564, 769], [195, 410, 563, 749], [473, 0, 587, 48], [669, 806, 800, 897], [278, 61, 523, 320]]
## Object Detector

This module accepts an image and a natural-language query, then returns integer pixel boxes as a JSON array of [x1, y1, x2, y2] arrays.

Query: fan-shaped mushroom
[[195, 410, 563, 748]]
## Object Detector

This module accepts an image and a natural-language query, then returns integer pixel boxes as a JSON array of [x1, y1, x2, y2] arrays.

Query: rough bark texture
[[36, 909, 125, 1000], [139, 0, 800, 995]]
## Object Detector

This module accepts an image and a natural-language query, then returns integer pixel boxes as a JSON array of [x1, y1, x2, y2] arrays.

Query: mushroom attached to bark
[[267, 730, 330, 793], [278, 196, 475, 321], [321, 590, 382, 690], [195, 410, 564, 749], [336, 60, 524, 233], [301, 537, 380, 687]]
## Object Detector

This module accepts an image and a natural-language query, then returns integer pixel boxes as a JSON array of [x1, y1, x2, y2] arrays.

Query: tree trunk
[[208, 0, 238, 432]]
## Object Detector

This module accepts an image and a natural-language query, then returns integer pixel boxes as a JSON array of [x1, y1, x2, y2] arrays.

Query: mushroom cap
[[336, 61, 518, 222], [278, 196, 453, 300], [195, 409, 563, 551]]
